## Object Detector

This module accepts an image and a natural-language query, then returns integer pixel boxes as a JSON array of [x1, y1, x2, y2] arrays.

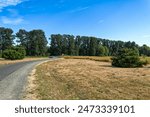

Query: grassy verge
[[28, 59, 150, 100], [0, 57, 48, 66]]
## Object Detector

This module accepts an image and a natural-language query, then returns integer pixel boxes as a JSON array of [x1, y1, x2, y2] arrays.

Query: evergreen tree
[[112, 48, 147, 68], [0, 27, 14, 51], [79, 36, 90, 56], [50, 34, 63, 56], [16, 29, 29, 55], [62, 34, 68, 55], [89, 37, 97, 56], [28, 30, 47, 56], [74, 36, 81, 56], [68, 35, 75, 55], [139, 44, 150, 56]]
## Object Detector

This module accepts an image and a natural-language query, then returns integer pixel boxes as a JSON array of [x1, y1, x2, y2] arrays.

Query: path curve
[[0, 58, 57, 100]]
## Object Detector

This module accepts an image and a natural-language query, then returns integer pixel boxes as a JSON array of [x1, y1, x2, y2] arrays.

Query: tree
[[103, 46, 109, 56], [50, 34, 63, 56], [0, 27, 14, 51], [50, 34, 76, 56], [68, 35, 75, 55], [139, 44, 150, 56], [89, 37, 97, 56], [28, 30, 48, 56], [79, 36, 90, 56], [74, 36, 81, 56], [96, 45, 105, 56], [0, 27, 5, 56], [16, 29, 29, 55], [124, 41, 139, 49], [16, 29, 28, 46], [62, 35, 68, 55], [112, 48, 147, 68]]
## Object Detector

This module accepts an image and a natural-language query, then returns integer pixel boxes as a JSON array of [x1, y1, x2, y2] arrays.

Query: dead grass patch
[[33, 59, 150, 100], [23, 69, 38, 100]]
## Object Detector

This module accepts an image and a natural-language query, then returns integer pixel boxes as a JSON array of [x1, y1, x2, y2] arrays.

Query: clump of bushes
[[112, 48, 148, 68], [2, 46, 26, 60]]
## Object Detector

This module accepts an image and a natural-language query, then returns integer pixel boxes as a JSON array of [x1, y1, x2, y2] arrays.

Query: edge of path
[[23, 58, 61, 100]]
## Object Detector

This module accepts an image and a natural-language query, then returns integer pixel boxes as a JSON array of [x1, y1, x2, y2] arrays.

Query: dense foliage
[[16, 29, 48, 56], [112, 48, 148, 68], [50, 34, 115, 56], [2, 46, 26, 60], [50, 34, 150, 56]]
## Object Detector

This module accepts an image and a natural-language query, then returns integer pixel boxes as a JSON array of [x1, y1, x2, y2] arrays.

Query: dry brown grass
[[0, 57, 47, 66], [32, 59, 150, 100], [63, 56, 111, 62], [64, 56, 150, 64], [23, 69, 38, 100]]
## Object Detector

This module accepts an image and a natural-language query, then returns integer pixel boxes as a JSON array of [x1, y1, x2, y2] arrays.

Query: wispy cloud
[[1, 16, 24, 25], [70, 6, 89, 13], [0, 0, 25, 11]]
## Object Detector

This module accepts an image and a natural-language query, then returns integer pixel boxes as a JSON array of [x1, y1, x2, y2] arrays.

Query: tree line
[[0, 27, 150, 58], [50, 34, 150, 56]]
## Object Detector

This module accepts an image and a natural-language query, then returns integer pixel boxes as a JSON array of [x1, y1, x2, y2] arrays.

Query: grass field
[[26, 57, 150, 100], [64, 56, 150, 64]]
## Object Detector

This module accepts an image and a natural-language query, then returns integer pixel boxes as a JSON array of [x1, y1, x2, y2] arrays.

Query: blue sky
[[0, 0, 150, 46]]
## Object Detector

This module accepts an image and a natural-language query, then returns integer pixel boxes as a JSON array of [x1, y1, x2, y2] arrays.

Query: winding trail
[[0, 58, 57, 100]]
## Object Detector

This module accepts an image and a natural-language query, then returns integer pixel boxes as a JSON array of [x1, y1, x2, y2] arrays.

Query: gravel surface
[[0, 58, 57, 100]]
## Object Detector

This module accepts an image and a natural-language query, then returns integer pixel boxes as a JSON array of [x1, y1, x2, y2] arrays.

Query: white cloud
[[1, 16, 24, 25], [0, 0, 25, 11]]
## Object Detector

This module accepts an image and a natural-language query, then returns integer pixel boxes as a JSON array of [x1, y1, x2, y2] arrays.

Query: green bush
[[2, 46, 26, 60], [112, 48, 148, 68], [12, 46, 26, 59]]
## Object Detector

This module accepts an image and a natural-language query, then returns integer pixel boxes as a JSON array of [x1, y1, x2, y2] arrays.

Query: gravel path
[[0, 58, 57, 100]]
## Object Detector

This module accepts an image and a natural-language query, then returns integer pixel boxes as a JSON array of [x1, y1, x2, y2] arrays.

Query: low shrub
[[2, 46, 26, 60], [112, 48, 148, 68]]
